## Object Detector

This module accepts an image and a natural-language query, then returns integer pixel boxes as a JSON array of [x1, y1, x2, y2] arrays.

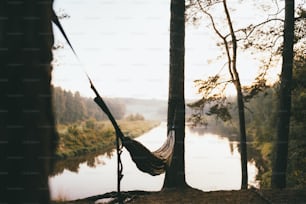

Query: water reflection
[[49, 124, 167, 200], [188, 125, 239, 155], [51, 149, 115, 176]]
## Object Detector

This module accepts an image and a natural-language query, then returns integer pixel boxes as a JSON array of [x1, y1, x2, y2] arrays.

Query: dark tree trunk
[[0, 0, 57, 203], [163, 0, 187, 189], [271, 0, 295, 189], [222, 0, 248, 189], [236, 85, 248, 189]]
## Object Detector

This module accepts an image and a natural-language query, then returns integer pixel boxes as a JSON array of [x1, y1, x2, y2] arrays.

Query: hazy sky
[[52, 0, 285, 99]]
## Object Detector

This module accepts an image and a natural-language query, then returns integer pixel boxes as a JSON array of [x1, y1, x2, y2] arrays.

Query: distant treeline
[[52, 86, 126, 124]]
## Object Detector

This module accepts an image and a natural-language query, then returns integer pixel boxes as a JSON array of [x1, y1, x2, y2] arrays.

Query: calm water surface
[[49, 123, 258, 200]]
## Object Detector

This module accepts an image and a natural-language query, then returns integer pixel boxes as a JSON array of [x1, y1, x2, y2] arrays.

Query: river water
[[49, 123, 258, 200]]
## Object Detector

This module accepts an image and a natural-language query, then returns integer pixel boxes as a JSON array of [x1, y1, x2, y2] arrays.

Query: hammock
[[120, 130, 174, 175], [93, 89, 175, 176], [52, 10, 175, 176]]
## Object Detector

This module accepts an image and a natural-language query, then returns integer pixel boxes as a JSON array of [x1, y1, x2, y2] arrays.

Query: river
[[49, 123, 258, 200]]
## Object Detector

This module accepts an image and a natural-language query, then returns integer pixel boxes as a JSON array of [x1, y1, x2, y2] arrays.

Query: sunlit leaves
[[188, 74, 233, 124], [243, 76, 269, 102], [195, 75, 220, 94], [187, 96, 231, 125]]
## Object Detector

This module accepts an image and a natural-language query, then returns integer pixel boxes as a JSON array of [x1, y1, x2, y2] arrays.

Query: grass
[[55, 119, 160, 159]]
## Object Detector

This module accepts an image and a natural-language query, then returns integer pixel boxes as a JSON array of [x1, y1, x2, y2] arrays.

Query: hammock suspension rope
[[52, 10, 176, 203]]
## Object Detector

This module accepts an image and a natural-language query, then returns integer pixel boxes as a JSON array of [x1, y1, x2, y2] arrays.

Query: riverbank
[[55, 120, 160, 159], [52, 187, 306, 203]]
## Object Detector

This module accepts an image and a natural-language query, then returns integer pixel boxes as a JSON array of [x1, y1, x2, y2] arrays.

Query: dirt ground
[[55, 187, 306, 204]]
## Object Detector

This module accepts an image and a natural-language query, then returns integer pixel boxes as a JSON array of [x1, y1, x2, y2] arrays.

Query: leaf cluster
[[188, 74, 232, 123], [243, 76, 269, 102]]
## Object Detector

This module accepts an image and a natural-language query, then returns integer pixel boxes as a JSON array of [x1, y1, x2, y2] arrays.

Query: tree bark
[[0, 0, 57, 203], [163, 0, 187, 189], [271, 0, 294, 189]]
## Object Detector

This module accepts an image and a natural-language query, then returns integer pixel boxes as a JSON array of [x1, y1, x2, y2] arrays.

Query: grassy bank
[[56, 119, 160, 159]]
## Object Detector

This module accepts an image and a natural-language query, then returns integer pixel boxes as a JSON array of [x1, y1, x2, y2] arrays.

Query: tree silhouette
[[163, 0, 188, 189], [271, 0, 295, 189], [0, 1, 57, 203]]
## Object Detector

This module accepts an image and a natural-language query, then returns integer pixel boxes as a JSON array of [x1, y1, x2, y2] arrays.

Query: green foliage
[[187, 112, 208, 127], [206, 103, 231, 121], [242, 77, 269, 102], [188, 74, 233, 125], [194, 75, 222, 96], [52, 86, 126, 124], [230, 86, 276, 188], [85, 118, 96, 129], [285, 50, 306, 188], [55, 119, 160, 159], [125, 113, 145, 121]]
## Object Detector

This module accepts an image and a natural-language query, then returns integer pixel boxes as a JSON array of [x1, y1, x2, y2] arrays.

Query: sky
[[51, 0, 286, 100]]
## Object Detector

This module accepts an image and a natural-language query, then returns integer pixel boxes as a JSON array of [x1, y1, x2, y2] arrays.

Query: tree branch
[[223, 0, 237, 82], [196, 0, 235, 80], [226, 18, 284, 41], [196, 0, 225, 39]]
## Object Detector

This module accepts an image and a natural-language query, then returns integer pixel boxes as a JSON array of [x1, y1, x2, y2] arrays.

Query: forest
[[52, 86, 126, 124], [52, 86, 160, 158], [246, 50, 306, 189]]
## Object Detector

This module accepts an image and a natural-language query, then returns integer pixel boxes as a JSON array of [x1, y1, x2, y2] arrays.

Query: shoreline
[[51, 187, 306, 203]]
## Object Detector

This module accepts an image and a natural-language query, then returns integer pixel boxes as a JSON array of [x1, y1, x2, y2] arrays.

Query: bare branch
[[196, 0, 235, 81], [196, 0, 225, 39], [268, 0, 284, 18], [223, 0, 237, 82], [226, 18, 284, 41]]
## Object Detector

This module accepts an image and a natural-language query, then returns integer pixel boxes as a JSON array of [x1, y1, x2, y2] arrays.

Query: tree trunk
[[223, 0, 248, 189], [0, 0, 57, 203], [271, 0, 294, 189], [236, 84, 248, 189], [163, 0, 187, 189]]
